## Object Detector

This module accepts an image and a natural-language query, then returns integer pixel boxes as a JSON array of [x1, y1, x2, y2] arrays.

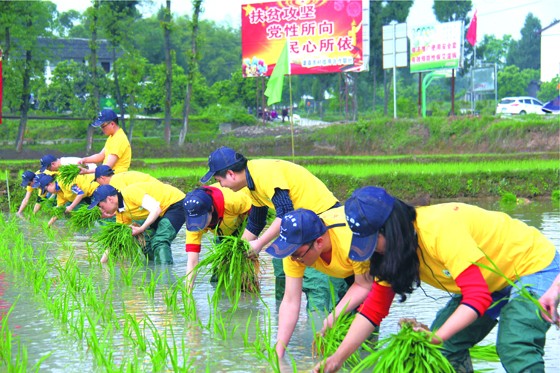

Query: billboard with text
[[241, 0, 369, 77], [409, 21, 464, 73]]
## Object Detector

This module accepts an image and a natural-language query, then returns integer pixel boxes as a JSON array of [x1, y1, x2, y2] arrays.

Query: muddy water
[[1, 199, 559, 372]]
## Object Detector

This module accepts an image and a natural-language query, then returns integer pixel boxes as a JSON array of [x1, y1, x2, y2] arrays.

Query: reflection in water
[[1, 200, 559, 372]]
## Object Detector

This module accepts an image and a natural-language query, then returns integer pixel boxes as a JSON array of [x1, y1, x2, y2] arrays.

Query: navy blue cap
[[92, 109, 118, 127], [344, 186, 395, 262], [183, 189, 214, 231], [40, 154, 57, 172], [266, 209, 342, 259], [33, 173, 55, 194], [94, 165, 115, 180], [200, 146, 245, 184], [88, 185, 118, 209], [21, 170, 36, 187]]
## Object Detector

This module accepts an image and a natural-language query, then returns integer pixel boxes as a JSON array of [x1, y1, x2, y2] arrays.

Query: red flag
[[0, 49, 3, 124], [466, 10, 477, 46]]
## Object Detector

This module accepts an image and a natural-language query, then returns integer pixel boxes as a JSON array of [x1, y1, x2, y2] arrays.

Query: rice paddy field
[[1, 196, 559, 372]]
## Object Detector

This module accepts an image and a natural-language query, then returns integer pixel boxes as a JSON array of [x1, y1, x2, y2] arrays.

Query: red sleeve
[[357, 281, 395, 326], [455, 264, 492, 317], [185, 244, 201, 253]]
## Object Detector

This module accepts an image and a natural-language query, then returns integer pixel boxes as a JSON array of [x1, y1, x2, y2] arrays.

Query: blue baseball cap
[[88, 184, 118, 209], [94, 165, 115, 180], [344, 186, 395, 262], [266, 209, 343, 259], [40, 154, 57, 172], [91, 109, 118, 127], [200, 146, 245, 184], [21, 170, 36, 187], [33, 173, 55, 194], [183, 189, 214, 231]]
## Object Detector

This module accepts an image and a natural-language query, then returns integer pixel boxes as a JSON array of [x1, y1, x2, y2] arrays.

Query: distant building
[[540, 20, 560, 82], [39, 37, 117, 85]]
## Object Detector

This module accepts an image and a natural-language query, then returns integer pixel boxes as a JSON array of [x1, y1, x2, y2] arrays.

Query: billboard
[[409, 21, 464, 73], [241, 0, 369, 77], [473, 66, 496, 92]]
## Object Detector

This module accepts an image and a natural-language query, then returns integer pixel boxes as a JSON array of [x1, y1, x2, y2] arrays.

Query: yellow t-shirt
[[109, 171, 159, 191], [283, 206, 371, 278], [56, 174, 99, 206], [247, 159, 338, 213], [415, 203, 556, 293], [117, 181, 185, 225], [104, 127, 131, 174], [186, 184, 252, 248]]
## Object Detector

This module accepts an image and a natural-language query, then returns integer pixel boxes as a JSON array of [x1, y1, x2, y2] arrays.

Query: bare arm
[[276, 276, 303, 358], [17, 190, 33, 216], [65, 194, 85, 214], [323, 273, 372, 330], [79, 148, 105, 165], [186, 252, 200, 292], [103, 153, 119, 169], [131, 195, 162, 236], [248, 217, 282, 253]]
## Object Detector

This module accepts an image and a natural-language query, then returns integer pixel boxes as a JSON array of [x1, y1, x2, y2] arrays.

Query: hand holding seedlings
[[539, 273, 560, 326]]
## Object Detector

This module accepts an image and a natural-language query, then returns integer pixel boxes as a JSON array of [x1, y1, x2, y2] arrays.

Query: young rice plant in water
[[92, 222, 145, 261], [196, 235, 261, 310], [350, 318, 455, 373], [69, 205, 102, 230]]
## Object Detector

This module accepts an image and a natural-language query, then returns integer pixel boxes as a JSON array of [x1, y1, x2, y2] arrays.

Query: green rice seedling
[[470, 344, 500, 363], [57, 164, 81, 187], [69, 205, 101, 230], [140, 269, 163, 299], [92, 222, 144, 262], [312, 311, 371, 369], [349, 319, 455, 373], [145, 316, 170, 372], [180, 286, 199, 323], [196, 235, 261, 311], [123, 314, 147, 353]]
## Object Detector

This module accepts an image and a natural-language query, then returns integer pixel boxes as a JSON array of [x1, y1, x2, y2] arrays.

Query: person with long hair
[[314, 186, 559, 373]]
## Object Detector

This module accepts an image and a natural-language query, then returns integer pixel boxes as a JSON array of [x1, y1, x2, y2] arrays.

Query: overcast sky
[[53, 0, 559, 40]]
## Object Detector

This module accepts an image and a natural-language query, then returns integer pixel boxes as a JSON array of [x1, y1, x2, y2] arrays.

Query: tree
[[506, 13, 541, 70], [179, 0, 203, 146], [162, 1, 173, 144], [433, 0, 472, 22], [477, 34, 513, 71], [497, 65, 539, 98]]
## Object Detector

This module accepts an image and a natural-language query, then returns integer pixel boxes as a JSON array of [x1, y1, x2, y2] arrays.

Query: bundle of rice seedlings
[[312, 311, 375, 369], [69, 205, 101, 230], [57, 164, 82, 187], [196, 235, 260, 310], [92, 221, 145, 261], [470, 344, 499, 363], [350, 318, 455, 373]]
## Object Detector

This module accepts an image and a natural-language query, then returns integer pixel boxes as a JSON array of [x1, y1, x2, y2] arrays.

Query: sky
[[53, 0, 560, 41]]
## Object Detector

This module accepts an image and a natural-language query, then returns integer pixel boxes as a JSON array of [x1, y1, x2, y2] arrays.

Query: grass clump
[[196, 235, 260, 311], [350, 318, 455, 373], [92, 222, 145, 261], [57, 164, 82, 187], [69, 205, 101, 230]]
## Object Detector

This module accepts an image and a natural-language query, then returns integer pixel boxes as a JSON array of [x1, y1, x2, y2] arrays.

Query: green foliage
[[506, 13, 542, 70], [57, 164, 81, 188], [433, 0, 472, 22], [497, 66, 540, 98], [196, 235, 260, 311], [92, 222, 144, 261], [538, 77, 560, 102], [69, 205, 102, 230], [351, 320, 455, 372]]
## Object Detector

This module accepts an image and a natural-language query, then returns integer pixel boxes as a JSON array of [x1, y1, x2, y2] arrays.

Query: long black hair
[[369, 198, 419, 302]]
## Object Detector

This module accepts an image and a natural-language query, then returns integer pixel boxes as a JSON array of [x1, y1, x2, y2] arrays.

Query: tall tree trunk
[[179, 0, 202, 145], [372, 63, 377, 112], [164, 0, 172, 145], [87, 0, 100, 155], [113, 46, 126, 134], [16, 49, 31, 152], [383, 69, 388, 116]]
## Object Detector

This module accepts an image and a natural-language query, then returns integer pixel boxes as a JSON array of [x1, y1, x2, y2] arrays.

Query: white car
[[496, 96, 544, 115]]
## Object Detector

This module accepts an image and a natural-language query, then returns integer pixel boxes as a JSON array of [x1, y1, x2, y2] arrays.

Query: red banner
[[241, 0, 368, 77]]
